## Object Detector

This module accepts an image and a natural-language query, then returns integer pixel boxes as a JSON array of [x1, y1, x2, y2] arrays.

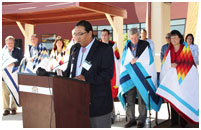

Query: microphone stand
[[69, 57, 74, 78], [69, 43, 80, 78], [145, 76, 152, 128]]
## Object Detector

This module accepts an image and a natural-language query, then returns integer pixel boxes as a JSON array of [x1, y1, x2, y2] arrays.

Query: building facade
[[2, 2, 188, 54]]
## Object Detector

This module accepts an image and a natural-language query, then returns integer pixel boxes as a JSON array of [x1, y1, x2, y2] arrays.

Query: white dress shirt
[[75, 38, 95, 76]]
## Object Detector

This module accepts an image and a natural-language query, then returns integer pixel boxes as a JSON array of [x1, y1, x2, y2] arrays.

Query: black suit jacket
[[128, 40, 150, 57], [12, 47, 23, 67], [64, 39, 114, 117]]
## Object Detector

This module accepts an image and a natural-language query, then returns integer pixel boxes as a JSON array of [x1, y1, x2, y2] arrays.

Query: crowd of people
[[2, 20, 199, 128]]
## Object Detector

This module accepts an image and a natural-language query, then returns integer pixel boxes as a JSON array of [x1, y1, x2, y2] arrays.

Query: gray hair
[[129, 28, 140, 36], [5, 36, 15, 42], [31, 34, 37, 38]]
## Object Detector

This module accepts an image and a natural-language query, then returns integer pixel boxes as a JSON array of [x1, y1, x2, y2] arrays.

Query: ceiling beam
[[31, 14, 106, 24], [3, 11, 99, 21], [78, 2, 127, 18]]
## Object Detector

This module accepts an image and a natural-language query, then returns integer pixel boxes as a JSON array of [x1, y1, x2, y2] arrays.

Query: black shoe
[[11, 110, 17, 115], [3, 110, 10, 116], [124, 120, 137, 128], [137, 122, 145, 128], [111, 118, 114, 124], [170, 122, 178, 128], [181, 124, 187, 128]]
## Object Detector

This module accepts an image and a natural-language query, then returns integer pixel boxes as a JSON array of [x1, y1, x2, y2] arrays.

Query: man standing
[[101, 29, 120, 124], [124, 28, 149, 128], [160, 33, 171, 61], [63, 20, 114, 128], [23, 34, 48, 70], [140, 29, 155, 57], [2, 36, 23, 116]]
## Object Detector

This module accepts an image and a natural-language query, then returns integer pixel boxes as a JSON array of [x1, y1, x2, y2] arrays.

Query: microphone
[[36, 43, 80, 77], [69, 43, 80, 78], [36, 67, 56, 76]]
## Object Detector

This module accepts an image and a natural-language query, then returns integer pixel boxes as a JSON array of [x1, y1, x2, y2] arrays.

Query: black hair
[[75, 20, 94, 37], [141, 29, 147, 34], [185, 33, 194, 45], [101, 29, 110, 35], [76, 20, 93, 33], [170, 30, 184, 44]]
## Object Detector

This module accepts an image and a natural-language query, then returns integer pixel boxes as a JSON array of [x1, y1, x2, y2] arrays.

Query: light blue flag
[[118, 40, 162, 111]]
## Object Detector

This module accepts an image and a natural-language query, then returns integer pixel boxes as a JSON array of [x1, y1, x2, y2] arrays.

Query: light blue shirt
[[76, 38, 95, 76], [190, 44, 199, 65], [130, 41, 138, 58]]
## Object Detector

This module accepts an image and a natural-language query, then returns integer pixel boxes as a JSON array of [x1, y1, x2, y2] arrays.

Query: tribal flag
[[19, 43, 49, 74], [32, 43, 49, 69], [22, 58, 49, 74], [2, 46, 19, 106], [2, 66, 19, 106], [111, 42, 121, 98], [118, 40, 162, 111], [156, 42, 199, 124]]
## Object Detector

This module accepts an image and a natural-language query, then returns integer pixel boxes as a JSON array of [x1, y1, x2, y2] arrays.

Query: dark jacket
[[128, 40, 150, 57], [12, 47, 23, 67], [63, 39, 114, 117]]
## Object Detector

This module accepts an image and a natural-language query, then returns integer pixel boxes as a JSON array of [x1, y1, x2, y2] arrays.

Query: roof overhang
[[2, 2, 127, 25]]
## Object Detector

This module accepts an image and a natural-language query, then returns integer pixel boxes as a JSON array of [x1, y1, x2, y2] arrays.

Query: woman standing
[[169, 30, 188, 127], [185, 33, 199, 65], [49, 36, 68, 71]]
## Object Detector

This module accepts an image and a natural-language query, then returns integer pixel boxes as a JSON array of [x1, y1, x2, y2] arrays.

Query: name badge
[[82, 60, 92, 71]]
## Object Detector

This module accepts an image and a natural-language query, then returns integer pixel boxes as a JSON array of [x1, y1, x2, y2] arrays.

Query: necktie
[[79, 47, 86, 68]]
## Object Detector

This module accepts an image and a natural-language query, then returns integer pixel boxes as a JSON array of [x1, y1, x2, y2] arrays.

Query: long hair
[[185, 33, 194, 45], [53, 36, 65, 51]]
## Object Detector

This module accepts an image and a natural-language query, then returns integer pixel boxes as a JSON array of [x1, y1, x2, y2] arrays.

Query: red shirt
[[169, 43, 184, 64]]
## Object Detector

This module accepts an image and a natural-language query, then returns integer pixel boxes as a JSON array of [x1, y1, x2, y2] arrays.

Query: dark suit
[[125, 40, 150, 124], [12, 47, 23, 67], [64, 39, 114, 118]]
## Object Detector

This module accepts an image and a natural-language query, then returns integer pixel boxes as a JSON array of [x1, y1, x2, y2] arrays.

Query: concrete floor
[[0, 102, 198, 128]]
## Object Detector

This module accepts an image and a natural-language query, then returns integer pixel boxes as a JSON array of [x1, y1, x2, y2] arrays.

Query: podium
[[18, 73, 90, 128]]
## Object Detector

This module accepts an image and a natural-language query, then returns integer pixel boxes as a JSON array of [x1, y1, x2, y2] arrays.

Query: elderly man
[[160, 33, 171, 61], [2, 36, 23, 116], [24, 34, 48, 69], [124, 28, 149, 128]]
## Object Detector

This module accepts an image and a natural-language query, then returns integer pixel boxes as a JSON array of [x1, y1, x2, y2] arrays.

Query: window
[[92, 19, 186, 40], [93, 22, 145, 40], [41, 34, 56, 51], [170, 19, 186, 35]]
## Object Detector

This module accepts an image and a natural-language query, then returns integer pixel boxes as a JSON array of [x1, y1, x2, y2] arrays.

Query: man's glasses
[[73, 32, 87, 37]]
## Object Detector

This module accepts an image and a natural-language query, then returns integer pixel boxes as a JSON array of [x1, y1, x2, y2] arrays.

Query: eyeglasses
[[171, 36, 179, 40], [73, 32, 87, 37]]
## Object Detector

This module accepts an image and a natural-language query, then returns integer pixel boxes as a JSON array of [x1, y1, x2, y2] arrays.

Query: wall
[[2, 2, 188, 53]]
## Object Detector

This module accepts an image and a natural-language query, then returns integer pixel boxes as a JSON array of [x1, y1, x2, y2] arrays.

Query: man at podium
[[63, 20, 114, 128]]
